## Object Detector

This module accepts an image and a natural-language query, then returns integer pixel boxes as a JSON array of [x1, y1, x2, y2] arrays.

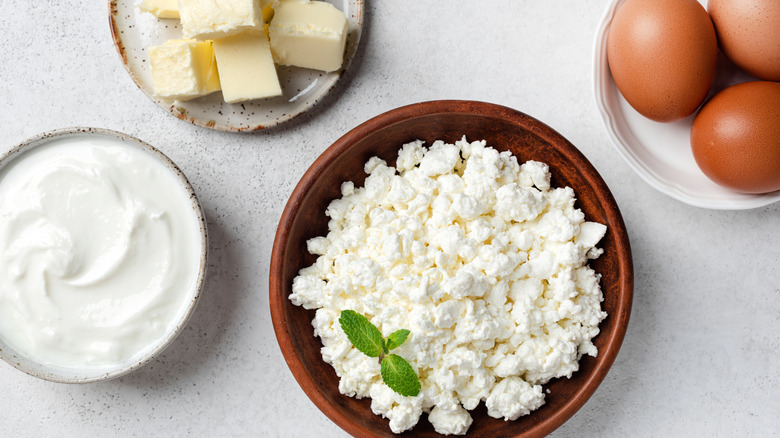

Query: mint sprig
[[338, 310, 421, 397]]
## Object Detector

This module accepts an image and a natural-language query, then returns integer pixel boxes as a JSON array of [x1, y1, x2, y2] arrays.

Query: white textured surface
[[0, 1, 778, 437]]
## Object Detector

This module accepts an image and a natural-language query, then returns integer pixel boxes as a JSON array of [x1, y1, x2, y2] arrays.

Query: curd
[[291, 137, 607, 434]]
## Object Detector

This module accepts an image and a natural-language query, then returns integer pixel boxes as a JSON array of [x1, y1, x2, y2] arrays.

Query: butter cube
[[269, 0, 348, 72], [179, 0, 262, 40], [139, 0, 179, 19], [213, 30, 282, 103], [148, 39, 221, 101]]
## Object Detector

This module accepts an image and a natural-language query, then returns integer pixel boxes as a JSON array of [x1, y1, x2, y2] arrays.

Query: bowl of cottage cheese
[[270, 100, 633, 437], [0, 127, 208, 383]]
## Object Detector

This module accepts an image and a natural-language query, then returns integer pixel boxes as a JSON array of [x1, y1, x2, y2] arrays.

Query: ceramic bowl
[[270, 101, 633, 437], [593, 0, 780, 209], [0, 127, 208, 383]]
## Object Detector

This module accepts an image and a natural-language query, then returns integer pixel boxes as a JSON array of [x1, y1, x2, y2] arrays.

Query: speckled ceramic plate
[[109, 0, 363, 132], [593, 0, 780, 210]]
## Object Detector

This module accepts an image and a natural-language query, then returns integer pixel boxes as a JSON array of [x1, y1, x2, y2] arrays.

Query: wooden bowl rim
[[270, 100, 633, 437]]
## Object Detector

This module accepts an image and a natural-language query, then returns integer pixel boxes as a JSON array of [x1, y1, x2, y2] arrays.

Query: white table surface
[[1, 1, 778, 437]]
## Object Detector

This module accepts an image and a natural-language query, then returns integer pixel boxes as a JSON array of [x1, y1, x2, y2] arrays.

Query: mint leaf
[[385, 329, 410, 351], [339, 311, 420, 397], [339, 310, 384, 358], [381, 354, 421, 397]]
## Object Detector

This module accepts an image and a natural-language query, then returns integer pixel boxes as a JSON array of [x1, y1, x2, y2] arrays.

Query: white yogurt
[[0, 134, 203, 370]]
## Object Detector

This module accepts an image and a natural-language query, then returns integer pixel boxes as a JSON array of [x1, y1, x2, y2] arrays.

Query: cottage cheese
[[290, 137, 608, 435]]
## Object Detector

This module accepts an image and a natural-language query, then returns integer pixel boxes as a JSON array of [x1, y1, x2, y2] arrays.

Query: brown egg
[[691, 81, 780, 194], [607, 0, 718, 122], [709, 0, 780, 81]]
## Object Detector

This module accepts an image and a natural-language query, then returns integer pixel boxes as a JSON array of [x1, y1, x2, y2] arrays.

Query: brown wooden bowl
[[270, 100, 633, 437]]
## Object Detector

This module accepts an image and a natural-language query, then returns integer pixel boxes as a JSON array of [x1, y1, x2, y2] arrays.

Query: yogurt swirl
[[0, 135, 203, 369]]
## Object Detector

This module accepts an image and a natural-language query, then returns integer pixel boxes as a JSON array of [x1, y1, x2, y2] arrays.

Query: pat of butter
[[179, 0, 262, 40], [148, 39, 221, 101], [269, 0, 348, 72], [212, 29, 282, 103], [139, 0, 179, 19]]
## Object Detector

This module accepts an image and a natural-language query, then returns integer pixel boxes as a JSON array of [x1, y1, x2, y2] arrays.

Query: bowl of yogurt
[[0, 127, 208, 383]]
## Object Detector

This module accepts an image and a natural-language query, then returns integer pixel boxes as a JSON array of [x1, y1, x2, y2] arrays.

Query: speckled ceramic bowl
[[0, 127, 208, 383], [270, 101, 634, 437]]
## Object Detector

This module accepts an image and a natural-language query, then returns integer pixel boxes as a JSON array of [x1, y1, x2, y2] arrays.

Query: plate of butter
[[109, 0, 363, 132]]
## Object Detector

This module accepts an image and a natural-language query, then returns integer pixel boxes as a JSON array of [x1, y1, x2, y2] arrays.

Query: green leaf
[[385, 329, 410, 351], [339, 310, 384, 358], [380, 354, 421, 397]]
